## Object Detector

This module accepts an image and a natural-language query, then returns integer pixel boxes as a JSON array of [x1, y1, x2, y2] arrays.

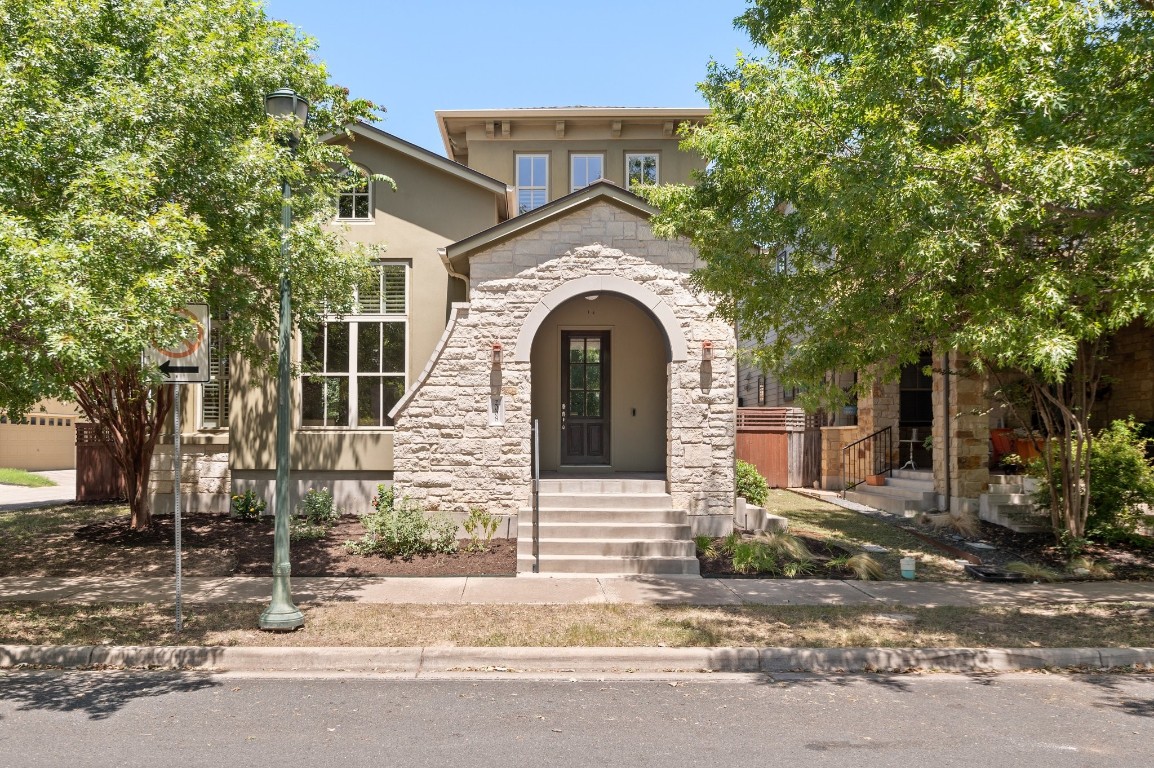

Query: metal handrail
[[841, 425, 893, 495]]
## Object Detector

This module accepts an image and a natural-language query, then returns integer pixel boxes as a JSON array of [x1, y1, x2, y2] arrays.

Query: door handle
[[561, 403, 566, 431]]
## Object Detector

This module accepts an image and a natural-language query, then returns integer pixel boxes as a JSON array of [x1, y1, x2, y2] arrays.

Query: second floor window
[[201, 323, 230, 429], [570, 154, 604, 192], [516, 154, 548, 214], [301, 263, 407, 428], [337, 166, 372, 220], [626, 153, 659, 189]]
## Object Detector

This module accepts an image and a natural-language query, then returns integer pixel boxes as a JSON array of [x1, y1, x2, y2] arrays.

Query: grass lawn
[[0, 468, 56, 488], [2, 601, 1152, 649]]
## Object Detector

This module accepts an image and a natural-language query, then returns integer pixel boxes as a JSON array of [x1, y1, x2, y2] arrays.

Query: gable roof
[[328, 122, 513, 219], [439, 180, 659, 274]]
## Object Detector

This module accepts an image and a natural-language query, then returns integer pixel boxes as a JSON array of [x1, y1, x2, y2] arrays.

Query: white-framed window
[[625, 153, 659, 189], [301, 263, 407, 428], [570, 153, 604, 192], [201, 322, 230, 429], [516, 154, 548, 214], [337, 165, 372, 220]]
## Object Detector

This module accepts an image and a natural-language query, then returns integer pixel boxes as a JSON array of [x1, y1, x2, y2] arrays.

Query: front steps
[[844, 469, 935, 517], [979, 474, 1049, 533], [516, 478, 699, 575]]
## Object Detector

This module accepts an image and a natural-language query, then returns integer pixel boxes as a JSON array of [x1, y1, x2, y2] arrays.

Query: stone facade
[[1098, 321, 1154, 426], [149, 438, 231, 514], [931, 352, 989, 513], [391, 199, 736, 522]]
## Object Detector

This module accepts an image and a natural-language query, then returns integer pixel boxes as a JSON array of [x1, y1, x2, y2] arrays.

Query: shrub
[[346, 484, 459, 558], [845, 553, 884, 581], [1032, 418, 1154, 541], [463, 506, 500, 552], [230, 489, 266, 521], [299, 488, 341, 528], [736, 459, 769, 507], [731, 539, 779, 575]]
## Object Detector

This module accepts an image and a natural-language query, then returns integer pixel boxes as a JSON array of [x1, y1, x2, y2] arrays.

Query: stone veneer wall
[[1098, 321, 1154, 426], [931, 352, 990, 513], [391, 201, 736, 521], [149, 438, 231, 514]]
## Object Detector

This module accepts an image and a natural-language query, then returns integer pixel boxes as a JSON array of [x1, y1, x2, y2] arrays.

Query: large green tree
[[0, 0, 381, 527], [646, 1, 1154, 541]]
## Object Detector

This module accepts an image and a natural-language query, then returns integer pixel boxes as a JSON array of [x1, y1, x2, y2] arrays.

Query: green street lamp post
[[259, 87, 309, 631]]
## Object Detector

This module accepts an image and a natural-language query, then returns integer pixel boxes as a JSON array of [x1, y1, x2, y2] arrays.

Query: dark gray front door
[[561, 331, 609, 465]]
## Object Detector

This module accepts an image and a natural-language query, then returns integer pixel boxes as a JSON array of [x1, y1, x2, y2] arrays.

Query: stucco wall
[[391, 200, 735, 519]]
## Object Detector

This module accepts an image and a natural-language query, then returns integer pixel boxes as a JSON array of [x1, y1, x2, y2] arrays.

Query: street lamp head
[[265, 87, 310, 149]]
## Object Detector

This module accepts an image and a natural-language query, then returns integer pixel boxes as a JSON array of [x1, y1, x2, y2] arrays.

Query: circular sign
[[153, 307, 205, 359]]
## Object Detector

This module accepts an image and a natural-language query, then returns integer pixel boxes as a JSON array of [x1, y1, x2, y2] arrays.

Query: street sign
[[145, 304, 211, 383]]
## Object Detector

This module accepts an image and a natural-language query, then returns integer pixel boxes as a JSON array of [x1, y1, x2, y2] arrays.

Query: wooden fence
[[736, 407, 822, 489], [76, 422, 125, 501]]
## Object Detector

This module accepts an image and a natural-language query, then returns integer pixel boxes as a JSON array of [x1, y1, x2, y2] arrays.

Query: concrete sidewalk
[[3, 574, 1154, 607], [0, 470, 76, 511]]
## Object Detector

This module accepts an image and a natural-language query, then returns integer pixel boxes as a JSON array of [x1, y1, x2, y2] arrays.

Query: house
[[150, 107, 737, 574]]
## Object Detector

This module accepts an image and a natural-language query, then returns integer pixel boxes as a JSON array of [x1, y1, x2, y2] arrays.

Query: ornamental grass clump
[[346, 484, 458, 558]]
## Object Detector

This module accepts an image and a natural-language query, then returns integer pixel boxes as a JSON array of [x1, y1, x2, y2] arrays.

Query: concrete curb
[[3, 645, 1154, 675]]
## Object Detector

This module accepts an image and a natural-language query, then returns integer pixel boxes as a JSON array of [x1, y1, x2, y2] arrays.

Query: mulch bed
[[60, 514, 517, 578], [697, 535, 857, 579]]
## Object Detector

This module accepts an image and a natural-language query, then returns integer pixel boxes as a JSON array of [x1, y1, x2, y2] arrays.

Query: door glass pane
[[569, 391, 585, 417], [569, 340, 584, 363], [586, 391, 601, 417], [569, 364, 585, 391], [326, 323, 349, 373], [585, 339, 601, 363], [358, 322, 381, 372], [586, 364, 601, 391]]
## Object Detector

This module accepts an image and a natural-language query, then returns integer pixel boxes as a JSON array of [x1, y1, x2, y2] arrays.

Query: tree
[[645, 1, 1154, 542], [0, 0, 383, 528]]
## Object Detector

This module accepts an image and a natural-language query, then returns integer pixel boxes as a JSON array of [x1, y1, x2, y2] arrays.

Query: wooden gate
[[736, 408, 821, 489], [76, 422, 126, 501]]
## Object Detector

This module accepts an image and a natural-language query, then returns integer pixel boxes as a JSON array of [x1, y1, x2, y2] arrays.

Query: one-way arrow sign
[[144, 304, 211, 384]]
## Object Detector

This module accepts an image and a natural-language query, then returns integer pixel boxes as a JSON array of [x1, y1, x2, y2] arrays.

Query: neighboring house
[[0, 398, 83, 471], [151, 107, 736, 573]]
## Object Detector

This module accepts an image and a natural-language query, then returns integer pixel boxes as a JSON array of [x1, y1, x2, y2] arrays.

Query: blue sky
[[262, 0, 759, 155]]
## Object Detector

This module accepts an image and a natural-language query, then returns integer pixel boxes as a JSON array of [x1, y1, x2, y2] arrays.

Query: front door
[[561, 331, 609, 465]]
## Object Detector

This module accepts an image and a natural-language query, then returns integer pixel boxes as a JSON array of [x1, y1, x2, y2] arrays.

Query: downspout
[[437, 247, 470, 301], [942, 351, 951, 512]]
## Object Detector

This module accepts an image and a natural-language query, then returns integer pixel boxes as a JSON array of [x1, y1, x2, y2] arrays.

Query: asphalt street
[[0, 672, 1151, 767]]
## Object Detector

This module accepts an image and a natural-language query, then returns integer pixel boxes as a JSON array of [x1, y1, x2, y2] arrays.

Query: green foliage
[[694, 534, 720, 560], [1032, 419, 1154, 541], [463, 506, 500, 553], [645, 0, 1154, 541], [230, 489, 266, 522], [731, 539, 779, 575], [0, 0, 386, 526], [289, 488, 341, 542], [736, 460, 769, 507], [346, 484, 458, 558]]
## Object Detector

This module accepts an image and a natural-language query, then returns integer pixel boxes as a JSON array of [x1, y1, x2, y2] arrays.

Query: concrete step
[[537, 478, 666, 494], [988, 503, 1051, 534], [845, 487, 930, 517], [536, 492, 672, 510], [517, 538, 696, 558], [883, 475, 935, 492], [515, 554, 701, 576], [891, 469, 933, 482], [518, 506, 686, 525], [518, 522, 693, 540], [979, 492, 1036, 523]]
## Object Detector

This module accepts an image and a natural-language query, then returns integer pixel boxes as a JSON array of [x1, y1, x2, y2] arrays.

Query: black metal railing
[[841, 426, 893, 495]]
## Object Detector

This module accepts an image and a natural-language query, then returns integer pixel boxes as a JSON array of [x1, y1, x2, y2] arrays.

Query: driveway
[[0, 470, 76, 511]]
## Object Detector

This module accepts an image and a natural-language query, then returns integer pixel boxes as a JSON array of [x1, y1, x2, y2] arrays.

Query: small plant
[[845, 553, 884, 580], [1006, 561, 1060, 582], [299, 488, 341, 527], [755, 530, 813, 561], [230, 489, 266, 521], [289, 519, 330, 542], [781, 558, 817, 578], [1066, 557, 1113, 579], [346, 484, 459, 558], [736, 460, 769, 507], [731, 539, 779, 575], [923, 511, 981, 538], [721, 530, 742, 556], [463, 506, 500, 552], [694, 534, 720, 560]]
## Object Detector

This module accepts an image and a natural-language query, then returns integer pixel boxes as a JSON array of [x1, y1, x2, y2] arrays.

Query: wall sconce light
[[701, 340, 714, 362], [491, 342, 503, 367]]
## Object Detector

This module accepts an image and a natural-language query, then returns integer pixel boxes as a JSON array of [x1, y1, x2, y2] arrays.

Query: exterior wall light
[[491, 342, 503, 367], [702, 340, 714, 362]]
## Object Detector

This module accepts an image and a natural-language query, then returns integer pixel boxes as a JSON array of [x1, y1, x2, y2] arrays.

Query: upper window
[[626, 153, 659, 189], [516, 154, 548, 214], [570, 154, 604, 192], [201, 322, 230, 429], [337, 165, 372, 220], [301, 263, 407, 429]]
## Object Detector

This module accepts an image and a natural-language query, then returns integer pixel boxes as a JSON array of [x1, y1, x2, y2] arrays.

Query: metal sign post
[[144, 304, 211, 633]]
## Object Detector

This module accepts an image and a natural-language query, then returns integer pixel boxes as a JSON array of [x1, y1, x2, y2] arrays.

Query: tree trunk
[[71, 367, 172, 530]]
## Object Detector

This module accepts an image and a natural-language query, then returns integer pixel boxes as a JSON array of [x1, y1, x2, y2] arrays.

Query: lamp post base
[[259, 603, 305, 631]]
